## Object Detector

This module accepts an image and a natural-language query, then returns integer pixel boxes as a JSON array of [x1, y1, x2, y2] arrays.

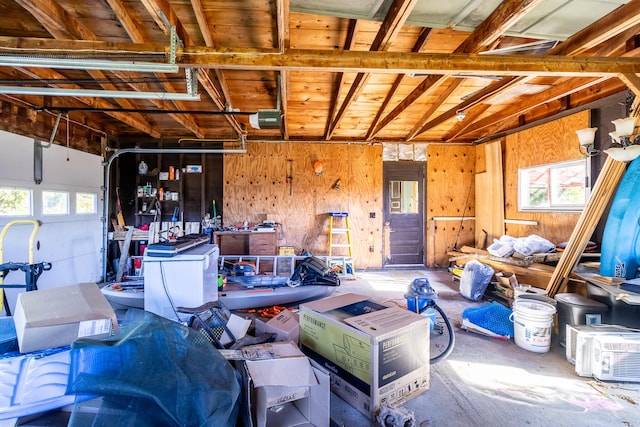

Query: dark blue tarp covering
[[67, 309, 240, 427]]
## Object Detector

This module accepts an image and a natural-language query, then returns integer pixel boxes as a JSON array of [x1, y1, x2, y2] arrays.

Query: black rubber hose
[[430, 303, 455, 364]]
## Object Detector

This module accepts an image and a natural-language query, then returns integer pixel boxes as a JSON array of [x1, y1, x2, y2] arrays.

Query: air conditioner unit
[[590, 334, 640, 382], [565, 324, 638, 377]]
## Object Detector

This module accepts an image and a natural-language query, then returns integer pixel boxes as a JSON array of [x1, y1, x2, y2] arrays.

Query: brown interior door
[[383, 162, 425, 266]]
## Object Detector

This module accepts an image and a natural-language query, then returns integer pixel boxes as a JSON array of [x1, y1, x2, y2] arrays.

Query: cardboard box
[[255, 310, 300, 343], [13, 283, 118, 353], [496, 272, 518, 289], [299, 293, 430, 419], [237, 342, 330, 427]]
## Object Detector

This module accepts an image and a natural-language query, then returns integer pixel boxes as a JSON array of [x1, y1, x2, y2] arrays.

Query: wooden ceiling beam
[[14, 0, 92, 40], [325, 0, 419, 140], [114, 0, 206, 138], [189, 0, 236, 118], [590, 23, 640, 57], [5, 35, 640, 77], [184, 49, 639, 77], [405, 79, 463, 141], [365, 27, 434, 141], [458, 76, 611, 138], [369, 0, 545, 139], [458, 0, 544, 54], [549, 0, 640, 56], [106, 0, 147, 42], [618, 73, 640, 98], [138, 0, 242, 136], [452, 2, 640, 141], [191, 0, 214, 47], [409, 76, 521, 140], [15, 66, 161, 138], [443, 104, 492, 142], [325, 19, 359, 138], [14, 0, 162, 139], [20, 0, 195, 139]]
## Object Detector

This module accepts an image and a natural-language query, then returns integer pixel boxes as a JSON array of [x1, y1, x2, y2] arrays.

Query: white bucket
[[510, 299, 556, 353]]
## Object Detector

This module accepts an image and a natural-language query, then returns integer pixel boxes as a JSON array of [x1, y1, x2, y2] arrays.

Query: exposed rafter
[[138, 0, 243, 137], [370, 0, 545, 140], [365, 27, 433, 141], [325, 0, 419, 140], [0, 0, 639, 148]]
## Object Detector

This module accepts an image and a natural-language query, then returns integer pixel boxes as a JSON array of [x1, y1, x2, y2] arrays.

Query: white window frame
[[75, 192, 98, 215], [0, 186, 33, 217], [42, 190, 70, 216], [518, 159, 588, 213]]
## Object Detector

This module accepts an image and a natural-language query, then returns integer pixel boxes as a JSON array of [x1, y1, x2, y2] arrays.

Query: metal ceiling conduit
[[101, 139, 246, 282]]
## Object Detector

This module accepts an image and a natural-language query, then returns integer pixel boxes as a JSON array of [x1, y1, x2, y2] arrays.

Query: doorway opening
[[383, 162, 425, 266]]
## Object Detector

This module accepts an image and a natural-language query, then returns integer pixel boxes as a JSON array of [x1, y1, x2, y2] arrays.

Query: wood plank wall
[[502, 111, 588, 241], [222, 112, 587, 270], [426, 145, 476, 267], [223, 142, 383, 269]]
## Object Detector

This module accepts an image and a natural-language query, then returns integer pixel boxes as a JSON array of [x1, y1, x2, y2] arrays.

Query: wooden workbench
[[213, 230, 277, 256]]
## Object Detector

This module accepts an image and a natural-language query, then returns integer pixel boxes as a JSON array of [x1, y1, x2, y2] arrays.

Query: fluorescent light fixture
[[485, 83, 551, 105], [0, 55, 178, 73], [0, 85, 200, 100]]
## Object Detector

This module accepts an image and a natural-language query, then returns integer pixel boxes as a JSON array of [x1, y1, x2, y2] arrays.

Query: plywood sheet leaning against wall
[[223, 142, 383, 269], [475, 140, 505, 249], [502, 111, 588, 240], [426, 145, 476, 267]]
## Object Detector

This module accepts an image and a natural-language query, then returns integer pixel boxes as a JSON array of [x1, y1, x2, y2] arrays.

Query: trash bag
[[459, 260, 494, 302], [513, 234, 556, 256], [486, 235, 516, 258], [66, 309, 241, 427]]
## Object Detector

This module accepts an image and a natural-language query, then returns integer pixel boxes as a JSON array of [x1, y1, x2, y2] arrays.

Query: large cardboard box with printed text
[[299, 293, 430, 419]]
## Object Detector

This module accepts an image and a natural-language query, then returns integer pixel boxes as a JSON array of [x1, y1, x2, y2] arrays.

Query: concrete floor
[[6, 268, 640, 426], [330, 268, 640, 427]]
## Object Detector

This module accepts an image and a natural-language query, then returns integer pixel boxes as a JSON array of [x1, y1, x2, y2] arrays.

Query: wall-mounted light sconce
[[455, 110, 466, 121], [606, 116, 640, 162], [332, 179, 341, 191], [575, 127, 598, 156]]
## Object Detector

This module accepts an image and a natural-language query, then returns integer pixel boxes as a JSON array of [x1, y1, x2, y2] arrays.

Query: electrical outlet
[[369, 245, 375, 252], [369, 212, 376, 218]]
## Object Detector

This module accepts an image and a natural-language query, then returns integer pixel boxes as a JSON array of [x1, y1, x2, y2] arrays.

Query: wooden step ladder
[[328, 212, 353, 257]]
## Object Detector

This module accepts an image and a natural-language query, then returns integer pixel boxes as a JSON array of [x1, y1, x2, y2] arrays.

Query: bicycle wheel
[[423, 303, 455, 364]]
